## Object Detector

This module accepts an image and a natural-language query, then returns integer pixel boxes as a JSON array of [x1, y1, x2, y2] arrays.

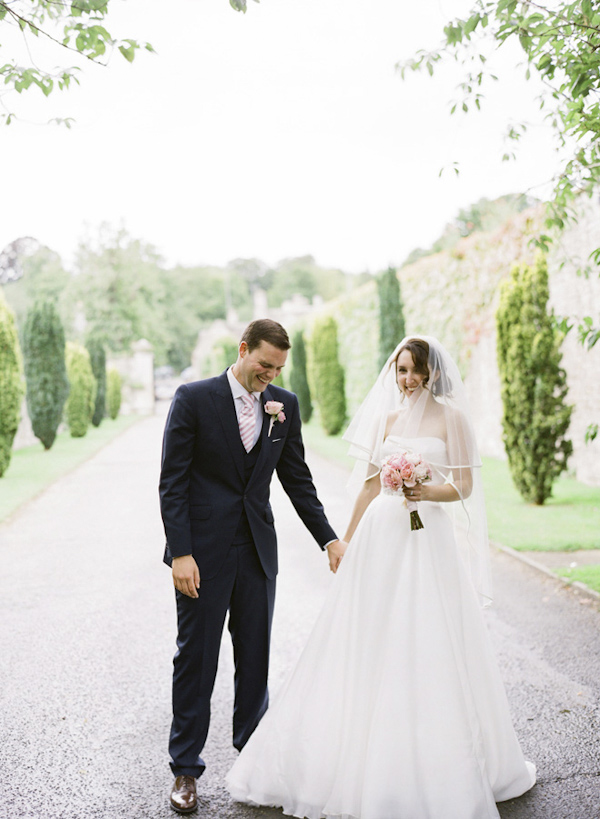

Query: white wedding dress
[[227, 437, 536, 819]]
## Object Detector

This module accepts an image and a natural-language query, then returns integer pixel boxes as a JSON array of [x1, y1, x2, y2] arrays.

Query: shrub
[[0, 293, 24, 476], [377, 267, 406, 370], [106, 368, 123, 420], [290, 329, 313, 422], [209, 336, 239, 375], [65, 342, 96, 438], [309, 316, 346, 435], [22, 300, 70, 450], [496, 253, 573, 504], [86, 335, 107, 427]]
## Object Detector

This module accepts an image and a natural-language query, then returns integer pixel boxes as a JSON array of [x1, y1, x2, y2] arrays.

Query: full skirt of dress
[[226, 493, 536, 819]]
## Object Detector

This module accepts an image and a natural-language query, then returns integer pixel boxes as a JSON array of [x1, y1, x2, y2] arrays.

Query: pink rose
[[399, 461, 416, 485], [415, 463, 432, 482], [265, 401, 285, 436], [265, 401, 284, 416], [381, 455, 407, 493]]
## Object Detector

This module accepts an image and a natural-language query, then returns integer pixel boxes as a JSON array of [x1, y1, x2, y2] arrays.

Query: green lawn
[[482, 457, 600, 552], [0, 415, 140, 524], [301, 417, 600, 553], [556, 565, 600, 594], [301, 417, 354, 470]]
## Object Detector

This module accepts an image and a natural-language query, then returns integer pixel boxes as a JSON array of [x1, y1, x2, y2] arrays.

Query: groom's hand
[[172, 555, 201, 598], [326, 539, 347, 574]]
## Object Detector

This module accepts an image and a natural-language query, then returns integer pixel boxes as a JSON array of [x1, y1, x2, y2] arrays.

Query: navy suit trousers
[[169, 538, 276, 777]]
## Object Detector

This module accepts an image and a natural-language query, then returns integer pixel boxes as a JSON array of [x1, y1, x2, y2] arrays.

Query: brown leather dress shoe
[[170, 775, 197, 814]]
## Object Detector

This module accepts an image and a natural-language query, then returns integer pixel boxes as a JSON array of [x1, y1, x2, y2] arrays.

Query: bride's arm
[[343, 474, 381, 542], [406, 409, 474, 504], [412, 480, 466, 503]]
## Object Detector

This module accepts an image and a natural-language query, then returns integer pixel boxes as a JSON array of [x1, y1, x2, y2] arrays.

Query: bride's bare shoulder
[[385, 409, 401, 437], [442, 403, 469, 427]]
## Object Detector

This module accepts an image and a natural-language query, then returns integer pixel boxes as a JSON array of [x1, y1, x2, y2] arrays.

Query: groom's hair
[[241, 319, 291, 352]]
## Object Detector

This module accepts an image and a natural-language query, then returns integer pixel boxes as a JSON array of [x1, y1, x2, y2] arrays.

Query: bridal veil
[[343, 335, 493, 606]]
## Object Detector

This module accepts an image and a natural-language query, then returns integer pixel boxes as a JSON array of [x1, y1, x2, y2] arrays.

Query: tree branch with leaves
[[398, 0, 600, 339], [0, 0, 153, 123], [399, 0, 600, 441]]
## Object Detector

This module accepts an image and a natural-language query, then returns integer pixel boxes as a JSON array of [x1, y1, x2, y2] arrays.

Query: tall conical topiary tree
[[23, 300, 70, 450], [377, 267, 406, 370], [106, 368, 123, 420], [0, 292, 24, 477], [65, 342, 96, 438], [309, 316, 346, 436], [86, 334, 106, 427], [496, 253, 573, 504], [290, 329, 313, 423]]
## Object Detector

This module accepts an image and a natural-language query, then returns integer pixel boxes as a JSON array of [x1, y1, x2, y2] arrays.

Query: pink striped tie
[[239, 393, 256, 453]]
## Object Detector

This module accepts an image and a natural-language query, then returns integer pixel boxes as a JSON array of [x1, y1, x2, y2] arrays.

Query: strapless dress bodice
[[382, 435, 449, 486]]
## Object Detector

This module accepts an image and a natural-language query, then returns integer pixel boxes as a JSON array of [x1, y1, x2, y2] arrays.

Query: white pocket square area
[[271, 438, 283, 443]]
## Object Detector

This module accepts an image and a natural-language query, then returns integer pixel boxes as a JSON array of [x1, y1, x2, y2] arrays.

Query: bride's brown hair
[[395, 338, 430, 384], [395, 338, 453, 397]]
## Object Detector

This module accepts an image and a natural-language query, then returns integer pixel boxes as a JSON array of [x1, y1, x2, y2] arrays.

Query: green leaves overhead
[[398, 0, 600, 355], [230, 0, 260, 12], [0, 0, 153, 120]]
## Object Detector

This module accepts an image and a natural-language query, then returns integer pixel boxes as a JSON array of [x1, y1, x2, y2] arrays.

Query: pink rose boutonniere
[[380, 451, 433, 530], [265, 401, 286, 437]]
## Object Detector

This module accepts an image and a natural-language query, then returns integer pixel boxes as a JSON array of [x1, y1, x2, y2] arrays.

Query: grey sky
[[1, 0, 558, 272]]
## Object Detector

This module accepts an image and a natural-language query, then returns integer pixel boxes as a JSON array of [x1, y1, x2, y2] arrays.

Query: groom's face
[[236, 340, 288, 393]]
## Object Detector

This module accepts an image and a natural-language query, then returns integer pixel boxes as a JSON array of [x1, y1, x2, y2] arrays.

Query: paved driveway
[[0, 410, 598, 818]]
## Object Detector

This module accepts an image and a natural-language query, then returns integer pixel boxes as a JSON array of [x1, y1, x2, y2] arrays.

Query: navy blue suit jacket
[[159, 372, 337, 580]]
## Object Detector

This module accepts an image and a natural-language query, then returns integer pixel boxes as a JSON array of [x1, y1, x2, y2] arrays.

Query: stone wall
[[464, 196, 600, 485], [548, 197, 600, 485]]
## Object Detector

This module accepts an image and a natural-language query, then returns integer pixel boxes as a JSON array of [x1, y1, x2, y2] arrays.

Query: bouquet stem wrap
[[407, 502, 424, 530]]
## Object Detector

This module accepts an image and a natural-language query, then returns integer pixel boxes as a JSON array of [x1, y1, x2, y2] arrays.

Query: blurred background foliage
[[0, 223, 373, 373]]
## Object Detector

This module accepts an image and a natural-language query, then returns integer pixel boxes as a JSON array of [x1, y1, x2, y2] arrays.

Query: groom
[[159, 318, 346, 814]]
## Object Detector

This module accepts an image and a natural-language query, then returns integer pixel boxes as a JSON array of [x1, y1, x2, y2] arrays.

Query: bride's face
[[396, 349, 427, 400]]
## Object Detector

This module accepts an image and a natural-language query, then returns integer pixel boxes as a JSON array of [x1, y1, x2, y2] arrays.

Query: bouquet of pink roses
[[380, 451, 433, 530]]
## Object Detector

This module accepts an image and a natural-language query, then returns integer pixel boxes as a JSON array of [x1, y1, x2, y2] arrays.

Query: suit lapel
[[210, 372, 245, 482], [247, 387, 274, 485]]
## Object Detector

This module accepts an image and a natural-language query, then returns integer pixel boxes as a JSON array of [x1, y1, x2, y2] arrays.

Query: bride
[[226, 335, 536, 819]]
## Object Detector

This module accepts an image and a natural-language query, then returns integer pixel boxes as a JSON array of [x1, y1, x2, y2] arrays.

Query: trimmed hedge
[[66, 342, 96, 438], [106, 368, 123, 420], [0, 293, 24, 476], [290, 329, 313, 423], [496, 254, 573, 504], [86, 335, 107, 427], [22, 300, 69, 450], [377, 267, 406, 370], [309, 316, 346, 435]]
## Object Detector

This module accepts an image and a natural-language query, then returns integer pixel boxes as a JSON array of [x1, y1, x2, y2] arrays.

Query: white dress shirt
[[227, 366, 262, 449]]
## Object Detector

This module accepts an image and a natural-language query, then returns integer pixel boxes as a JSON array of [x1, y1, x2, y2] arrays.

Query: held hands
[[327, 539, 348, 573], [172, 554, 200, 598]]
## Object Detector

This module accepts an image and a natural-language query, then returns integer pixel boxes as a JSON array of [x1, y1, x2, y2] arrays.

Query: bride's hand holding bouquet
[[380, 452, 432, 530]]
